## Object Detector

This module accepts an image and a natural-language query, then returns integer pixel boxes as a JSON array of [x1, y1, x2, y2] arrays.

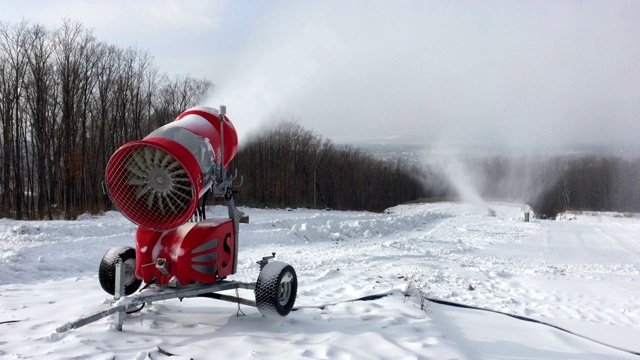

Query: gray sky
[[2, 0, 639, 151]]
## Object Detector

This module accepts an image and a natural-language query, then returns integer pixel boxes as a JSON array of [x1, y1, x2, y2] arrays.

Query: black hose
[[125, 302, 145, 314], [294, 291, 640, 357], [425, 297, 640, 357], [292, 291, 393, 311], [124, 280, 156, 314]]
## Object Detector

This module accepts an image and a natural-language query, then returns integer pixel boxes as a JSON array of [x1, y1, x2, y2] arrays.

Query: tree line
[[0, 19, 426, 220], [3, 19, 637, 220], [229, 122, 426, 212], [531, 155, 640, 218], [0, 20, 210, 219]]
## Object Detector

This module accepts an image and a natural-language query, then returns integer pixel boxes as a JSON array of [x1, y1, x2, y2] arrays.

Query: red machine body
[[84, 104, 297, 329], [135, 218, 235, 285], [105, 106, 240, 285], [174, 107, 238, 170]]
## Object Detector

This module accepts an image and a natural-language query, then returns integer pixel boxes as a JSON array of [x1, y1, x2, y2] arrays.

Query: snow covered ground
[[1, 202, 639, 359]]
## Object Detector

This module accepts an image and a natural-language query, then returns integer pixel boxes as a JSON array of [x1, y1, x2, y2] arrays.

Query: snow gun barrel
[[105, 106, 238, 231]]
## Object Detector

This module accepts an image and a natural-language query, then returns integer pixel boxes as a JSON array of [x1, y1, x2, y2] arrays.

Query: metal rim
[[123, 258, 137, 286], [278, 272, 294, 306]]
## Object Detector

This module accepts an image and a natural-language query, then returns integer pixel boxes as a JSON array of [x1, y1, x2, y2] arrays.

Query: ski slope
[[1, 202, 639, 359]]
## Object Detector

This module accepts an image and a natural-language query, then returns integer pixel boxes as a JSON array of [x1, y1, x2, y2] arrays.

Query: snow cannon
[[105, 106, 238, 231], [57, 105, 299, 334]]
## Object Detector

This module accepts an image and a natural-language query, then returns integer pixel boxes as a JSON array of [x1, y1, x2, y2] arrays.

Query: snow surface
[[1, 202, 639, 359]]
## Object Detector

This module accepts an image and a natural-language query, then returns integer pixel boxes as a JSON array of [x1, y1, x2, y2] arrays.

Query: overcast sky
[[1, 0, 639, 151]]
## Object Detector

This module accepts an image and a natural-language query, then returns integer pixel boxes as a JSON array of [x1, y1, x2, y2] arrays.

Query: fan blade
[[172, 191, 191, 200], [135, 186, 148, 200], [169, 169, 186, 177], [144, 148, 154, 167], [127, 163, 147, 178], [167, 191, 188, 207], [160, 153, 173, 167], [146, 190, 155, 209], [132, 151, 147, 172], [153, 148, 162, 165], [166, 160, 181, 171], [127, 178, 147, 186], [163, 193, 177, 213], [157, 193, 165, 213], [173, 183, 192, 191]]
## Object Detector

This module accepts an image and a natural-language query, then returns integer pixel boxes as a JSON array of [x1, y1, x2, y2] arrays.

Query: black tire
[[98, 246, 142, 296], [255, 261, 297, 317]]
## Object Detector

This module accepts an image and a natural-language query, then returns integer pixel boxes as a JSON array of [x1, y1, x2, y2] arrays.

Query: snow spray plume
[[420, 145, 486, 207], [204, 3, 340, 144], [420, 145, 568, 211], [209, 1, 639, 151]]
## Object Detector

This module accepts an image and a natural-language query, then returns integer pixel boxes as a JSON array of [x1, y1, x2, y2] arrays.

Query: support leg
[[114, 259, 125, 331]]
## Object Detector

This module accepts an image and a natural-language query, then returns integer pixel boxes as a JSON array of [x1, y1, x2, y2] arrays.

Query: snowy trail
[[1, 202, 639, 359]]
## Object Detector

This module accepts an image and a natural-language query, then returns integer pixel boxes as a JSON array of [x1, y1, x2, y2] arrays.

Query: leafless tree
[[0, 19, 212, 219]]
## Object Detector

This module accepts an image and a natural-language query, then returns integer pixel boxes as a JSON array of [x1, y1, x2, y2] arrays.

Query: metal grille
[[106, 143, 196, 230]]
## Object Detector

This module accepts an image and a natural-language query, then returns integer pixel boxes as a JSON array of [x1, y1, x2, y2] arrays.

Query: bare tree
[[0, 19, 214, 219], [231, 121, 426, 212], [0, 21, 29, 219]]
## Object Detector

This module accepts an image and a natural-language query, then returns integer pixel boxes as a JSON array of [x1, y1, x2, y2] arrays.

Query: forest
[[0, 20, 424, 219], [229, 122, 424, 212], [0, 20, 210, 219], [1, 19, 639, 220]]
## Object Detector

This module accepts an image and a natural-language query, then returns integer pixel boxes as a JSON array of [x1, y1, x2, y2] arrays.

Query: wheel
[[255, 261, 297, 317], [98, 246, 142, 296]]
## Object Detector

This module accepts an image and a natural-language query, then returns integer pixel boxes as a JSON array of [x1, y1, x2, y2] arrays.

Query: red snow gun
[[105, 106, 238, 231], [104, 105, 247, 286], [57, 106, 297, 334]]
